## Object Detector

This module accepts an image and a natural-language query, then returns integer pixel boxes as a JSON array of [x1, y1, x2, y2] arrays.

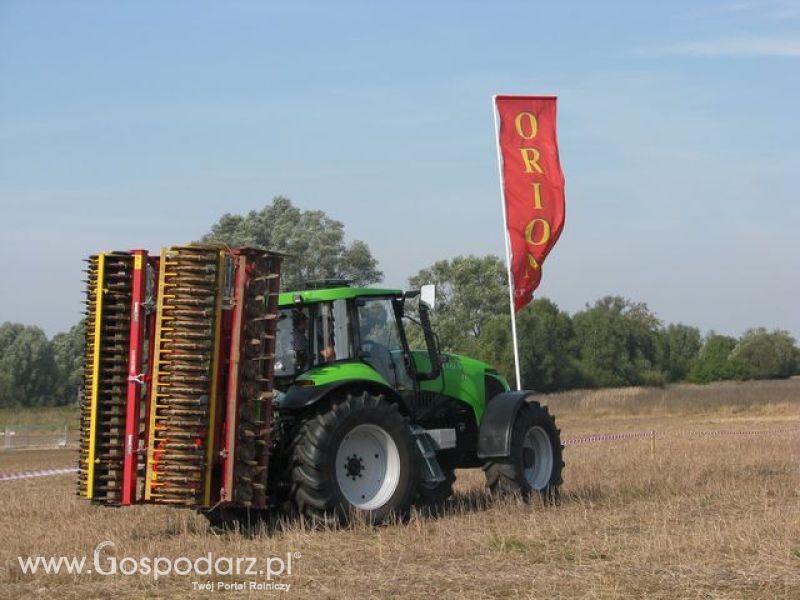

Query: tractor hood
[[413, 350, 510, 421], [442, 352, 498, 374]]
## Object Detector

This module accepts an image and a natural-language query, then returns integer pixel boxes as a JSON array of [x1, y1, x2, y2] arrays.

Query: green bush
[[731, 329, 798, 379], [687, 334, 749, 384]]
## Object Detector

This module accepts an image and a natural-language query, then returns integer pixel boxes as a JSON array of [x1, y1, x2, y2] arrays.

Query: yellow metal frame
[[144, 248, 169, 500], [203, 250, 226, 506], [85, 253, 105, 498]]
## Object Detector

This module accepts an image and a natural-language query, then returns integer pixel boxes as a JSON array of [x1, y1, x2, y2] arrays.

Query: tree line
[[409, 255, 799, 391], [0, 321, 83, 407], [1, 197, 797, 407]]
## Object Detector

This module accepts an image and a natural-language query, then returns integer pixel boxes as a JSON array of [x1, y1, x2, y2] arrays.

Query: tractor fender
[[278, 379, 409, 415], [476, 390, 534, 459]]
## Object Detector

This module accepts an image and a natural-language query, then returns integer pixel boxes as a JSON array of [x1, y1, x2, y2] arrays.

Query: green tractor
[[267, 280, 564, 524]]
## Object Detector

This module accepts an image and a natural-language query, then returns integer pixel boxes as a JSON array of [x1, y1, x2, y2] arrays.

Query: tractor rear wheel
[[483, 401, 563, 500], [289, 391, 418, 525]]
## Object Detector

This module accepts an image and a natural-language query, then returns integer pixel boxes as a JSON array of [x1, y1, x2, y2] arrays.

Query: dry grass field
[[1, 379, 798, 599], [0, 405, 79, 430]]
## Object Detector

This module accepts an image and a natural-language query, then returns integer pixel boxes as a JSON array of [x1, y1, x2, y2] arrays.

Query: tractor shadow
[[417, 482, 603, 521], [207, 484, 605, 537]]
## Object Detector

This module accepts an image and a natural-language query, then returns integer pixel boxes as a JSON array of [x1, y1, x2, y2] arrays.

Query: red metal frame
[[122, 250, 148, 505], [221, 254, 248, 503]]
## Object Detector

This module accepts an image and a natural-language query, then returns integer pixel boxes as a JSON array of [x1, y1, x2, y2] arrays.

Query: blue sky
[[1, 0, 798, 339]]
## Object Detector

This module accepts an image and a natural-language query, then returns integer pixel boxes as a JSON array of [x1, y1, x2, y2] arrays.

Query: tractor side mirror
[[420, 284, 436, 310]]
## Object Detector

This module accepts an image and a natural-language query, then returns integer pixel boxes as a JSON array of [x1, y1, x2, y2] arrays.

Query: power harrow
[[78, 245, 282, 510]]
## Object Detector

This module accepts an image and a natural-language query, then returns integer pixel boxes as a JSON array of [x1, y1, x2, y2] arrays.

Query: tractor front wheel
[[289, 391, 418, 525], [483, 401, 563, 500]]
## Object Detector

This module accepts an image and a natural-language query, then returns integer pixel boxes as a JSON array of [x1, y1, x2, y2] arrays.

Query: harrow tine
[[145, 246, 224, 507], [78, 252, 134, 504]]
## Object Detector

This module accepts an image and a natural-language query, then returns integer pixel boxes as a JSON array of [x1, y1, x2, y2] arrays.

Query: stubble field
[[1, 379, 798, 599]]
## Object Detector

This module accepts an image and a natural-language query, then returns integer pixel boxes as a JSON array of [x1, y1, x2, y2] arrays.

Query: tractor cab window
[[356, 298, 413, 390], [275, 300, 352, 377], [275, 307, 309, 377], [313, 300, 352, 364]]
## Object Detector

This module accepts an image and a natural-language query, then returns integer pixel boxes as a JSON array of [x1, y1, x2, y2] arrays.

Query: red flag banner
[[494, 95, 565, 312]]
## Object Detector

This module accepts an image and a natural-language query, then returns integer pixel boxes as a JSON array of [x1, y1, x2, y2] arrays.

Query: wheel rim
[[335, 423, 401, 510], [522, 425, 554, 490]]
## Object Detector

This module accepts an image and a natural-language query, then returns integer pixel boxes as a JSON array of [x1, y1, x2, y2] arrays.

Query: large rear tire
[[483, 401, 563, 500], [289, 391, 418, 525]]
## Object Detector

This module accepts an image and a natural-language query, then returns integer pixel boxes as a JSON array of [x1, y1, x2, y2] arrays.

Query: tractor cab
[[273, 281, 440, 405]]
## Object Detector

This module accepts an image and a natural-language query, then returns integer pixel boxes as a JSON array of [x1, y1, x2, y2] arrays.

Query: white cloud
[[658, 36, 800, 58]]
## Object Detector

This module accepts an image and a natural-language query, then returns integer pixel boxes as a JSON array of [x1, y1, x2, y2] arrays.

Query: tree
[[472, 315, 515, 384], [0, 322, 57, 407], [731, 328, 798, 379], [51, 321, 84, 405], [0, 323, 24, 407], [572, 296, 663, 387], [477, 298, 582, 392], [514, 298, 580, 392], [203, 196, 383, 289], [656, 323, 702, 382], [407, 255, 508, 355], [686, 334, 748, 384]]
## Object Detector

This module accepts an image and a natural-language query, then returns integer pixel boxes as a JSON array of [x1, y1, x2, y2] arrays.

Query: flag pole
[[492, 95, 522, 390]]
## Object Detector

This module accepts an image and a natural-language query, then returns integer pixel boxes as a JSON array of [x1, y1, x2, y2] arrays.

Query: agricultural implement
[[78, 243, 563, 526]]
